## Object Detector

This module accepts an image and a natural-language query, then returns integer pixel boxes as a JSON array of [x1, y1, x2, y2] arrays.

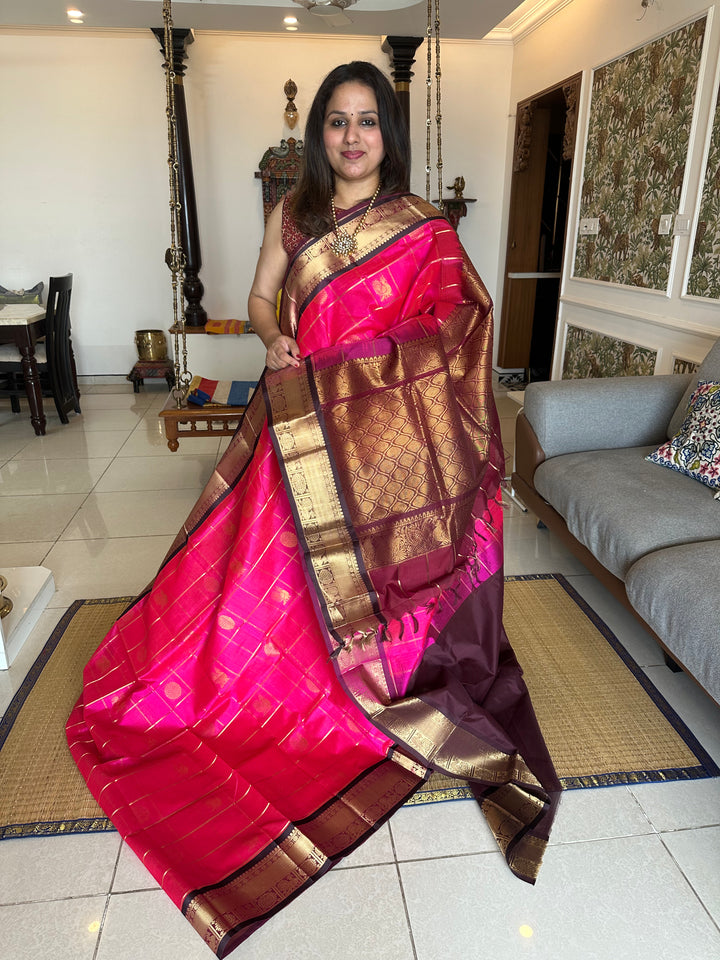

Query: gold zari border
[[265, 367, 378, 640], [183, 759, 422, 954]]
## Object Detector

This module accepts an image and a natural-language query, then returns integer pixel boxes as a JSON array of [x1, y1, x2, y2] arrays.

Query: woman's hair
[[291, 61, 410, 236]]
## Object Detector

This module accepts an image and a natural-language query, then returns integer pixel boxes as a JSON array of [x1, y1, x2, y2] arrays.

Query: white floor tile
[[96, 889, 240, 960], [662, 826, 720, 926], [548, 785, 653, 844], [112, 842, 159, 893], [0, 458, 112, 496], [78, 393, 153, 411], [117, 425, 220, 458], [94, 455, 216, 492], [0, 833, 120, 904], [629, 778, 720, 831], [503, 529, 590, 576], [12, 430, 132, 461], [0, 493, 86, 541], [0, 436, 32, 465], [235, 864, 415, 960], [59, 490, 198, 540], [63, 409, 147, 432], [643, 666, 720, 766], [0, 540, 53, 566], [80, 383, 137, 395], [0, 896, 104, 959], [42, 536, 173, 608], [336, 822, 394, 868], [390, 797, 497, 861], [400, 835, 720, 960]]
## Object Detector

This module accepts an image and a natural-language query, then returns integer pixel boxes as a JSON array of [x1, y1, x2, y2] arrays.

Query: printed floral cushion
[[0, 282, 43, 304], [646, 380, 720, 490]]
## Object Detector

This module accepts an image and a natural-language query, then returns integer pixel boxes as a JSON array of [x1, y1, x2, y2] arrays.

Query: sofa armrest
[[514, 411, 545, 486], [522, 374, 691, 459]]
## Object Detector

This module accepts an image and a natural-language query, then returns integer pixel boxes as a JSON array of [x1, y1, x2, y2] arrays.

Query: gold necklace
[[330, 182, 382, 257]]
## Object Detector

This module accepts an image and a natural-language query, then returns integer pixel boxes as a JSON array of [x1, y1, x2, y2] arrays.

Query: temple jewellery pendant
[[330, 181, 382, 258], [330, 229, 358, 257]]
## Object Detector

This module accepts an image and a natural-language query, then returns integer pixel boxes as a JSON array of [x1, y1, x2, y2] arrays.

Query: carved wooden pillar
[[151, 27, 207, 328], [382, 36, 424, 130], [562, 80, 580, 161]]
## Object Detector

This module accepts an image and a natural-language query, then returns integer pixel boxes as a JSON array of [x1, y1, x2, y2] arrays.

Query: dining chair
[[0, 273, 81, 423]]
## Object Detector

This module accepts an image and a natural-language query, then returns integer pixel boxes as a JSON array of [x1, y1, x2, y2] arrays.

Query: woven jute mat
[[1, 576, 717, 836]]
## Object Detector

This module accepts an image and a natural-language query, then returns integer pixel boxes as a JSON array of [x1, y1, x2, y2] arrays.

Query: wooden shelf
[[168, 322, 256, 335]]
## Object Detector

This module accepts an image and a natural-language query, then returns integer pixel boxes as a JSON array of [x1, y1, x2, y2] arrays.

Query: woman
[[68, 62, 560, 958]]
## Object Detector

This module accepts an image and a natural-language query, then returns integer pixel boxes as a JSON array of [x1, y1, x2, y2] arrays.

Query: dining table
[[0, 302, 48, 435]]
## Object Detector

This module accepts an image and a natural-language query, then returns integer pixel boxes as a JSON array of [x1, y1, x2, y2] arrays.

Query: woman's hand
[[265, 333, 301, 371]]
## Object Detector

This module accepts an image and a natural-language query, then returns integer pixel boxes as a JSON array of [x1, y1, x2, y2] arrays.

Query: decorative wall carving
[[562, 326, 657, 379], [574, 17, 706, 289], [255, 137, 304, 225], [562, 81, 578, 162], [513, 102, 534, 173], [687, 85, 720, 299]]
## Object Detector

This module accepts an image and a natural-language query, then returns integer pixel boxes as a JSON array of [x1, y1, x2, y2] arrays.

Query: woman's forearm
[[248, 293, 282, 349]]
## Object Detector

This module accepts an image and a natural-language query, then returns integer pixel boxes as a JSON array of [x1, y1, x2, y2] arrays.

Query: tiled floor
[[1, 384, 719, 960]]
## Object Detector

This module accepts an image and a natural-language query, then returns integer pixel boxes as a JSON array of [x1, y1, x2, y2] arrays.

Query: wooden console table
[[158, 393, 246, 451]]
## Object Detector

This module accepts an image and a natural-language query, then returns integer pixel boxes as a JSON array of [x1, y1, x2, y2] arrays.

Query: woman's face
[[323, 81, 385, 191]]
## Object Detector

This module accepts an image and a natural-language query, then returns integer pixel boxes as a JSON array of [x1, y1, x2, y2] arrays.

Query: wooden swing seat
[[159, 392, 246, 452]]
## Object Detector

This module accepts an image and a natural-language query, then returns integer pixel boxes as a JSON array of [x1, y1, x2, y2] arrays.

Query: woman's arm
[[248, 200, 300, 370]]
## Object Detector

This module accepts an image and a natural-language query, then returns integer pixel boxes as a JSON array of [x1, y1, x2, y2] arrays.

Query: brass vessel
[[134, 329, 168, 362], [0, 574, 12, 619]]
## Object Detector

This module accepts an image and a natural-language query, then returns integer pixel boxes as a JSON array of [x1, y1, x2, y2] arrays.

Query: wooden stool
[[127, 359, 175, 393]]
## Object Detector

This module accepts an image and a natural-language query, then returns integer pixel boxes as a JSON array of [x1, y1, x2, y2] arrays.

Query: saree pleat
[[67, 193, 559, 956]]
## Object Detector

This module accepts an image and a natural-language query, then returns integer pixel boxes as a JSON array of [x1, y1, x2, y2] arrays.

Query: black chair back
[[45, 273, 79, 422]]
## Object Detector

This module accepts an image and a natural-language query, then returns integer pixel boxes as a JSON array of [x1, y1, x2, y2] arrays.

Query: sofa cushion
[[668, 338, 720, 437], [534, 446, 720, 579], [626, 541, 720, 704], [648, 380, 720, 491]]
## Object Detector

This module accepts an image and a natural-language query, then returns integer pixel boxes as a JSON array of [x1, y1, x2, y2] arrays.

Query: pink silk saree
[[67, 193, 560, 957]]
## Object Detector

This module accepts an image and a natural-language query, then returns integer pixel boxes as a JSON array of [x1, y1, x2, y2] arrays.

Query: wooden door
[[497, 108, 550, 369], [497, 75, 581, 371]]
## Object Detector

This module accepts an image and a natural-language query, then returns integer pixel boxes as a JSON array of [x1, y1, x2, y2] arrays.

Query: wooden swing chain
[[162, 0, 191, 405], [434, 0, 444, 214], [425, 0, 432, 202], [425, 0, 444, 214]]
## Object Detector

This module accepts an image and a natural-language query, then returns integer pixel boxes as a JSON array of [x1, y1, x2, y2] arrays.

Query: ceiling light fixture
[[292, 0, 358, 16], [67, 7, 84, 16], [283, 16, 298, 24], [69, 18, 84, 24]]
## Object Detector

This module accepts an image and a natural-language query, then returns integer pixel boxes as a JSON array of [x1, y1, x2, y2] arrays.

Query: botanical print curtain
[[687, 86, 720, 299], [574, 17, 706, 289]]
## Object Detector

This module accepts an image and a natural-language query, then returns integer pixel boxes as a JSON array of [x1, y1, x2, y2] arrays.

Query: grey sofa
[[512, 338, 720, 706]]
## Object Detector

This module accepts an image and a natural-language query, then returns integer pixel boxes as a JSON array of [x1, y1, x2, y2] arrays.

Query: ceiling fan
[[292, 0, 358, 27]]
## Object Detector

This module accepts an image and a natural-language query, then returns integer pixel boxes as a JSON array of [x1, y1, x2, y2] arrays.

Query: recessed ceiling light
[[283, 16, 298, 24], [69, 18, 84, 24], [286, 25, 299, 31], [67, 8, 84, 16]]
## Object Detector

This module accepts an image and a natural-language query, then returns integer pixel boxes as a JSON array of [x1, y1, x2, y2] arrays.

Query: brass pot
[[135, 329, 168, 362], [0, 574, 12, 619]]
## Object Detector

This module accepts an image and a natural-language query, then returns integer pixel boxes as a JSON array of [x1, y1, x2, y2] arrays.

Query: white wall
[[0, 28, 513, 380], [505, 0, 720, 376]]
